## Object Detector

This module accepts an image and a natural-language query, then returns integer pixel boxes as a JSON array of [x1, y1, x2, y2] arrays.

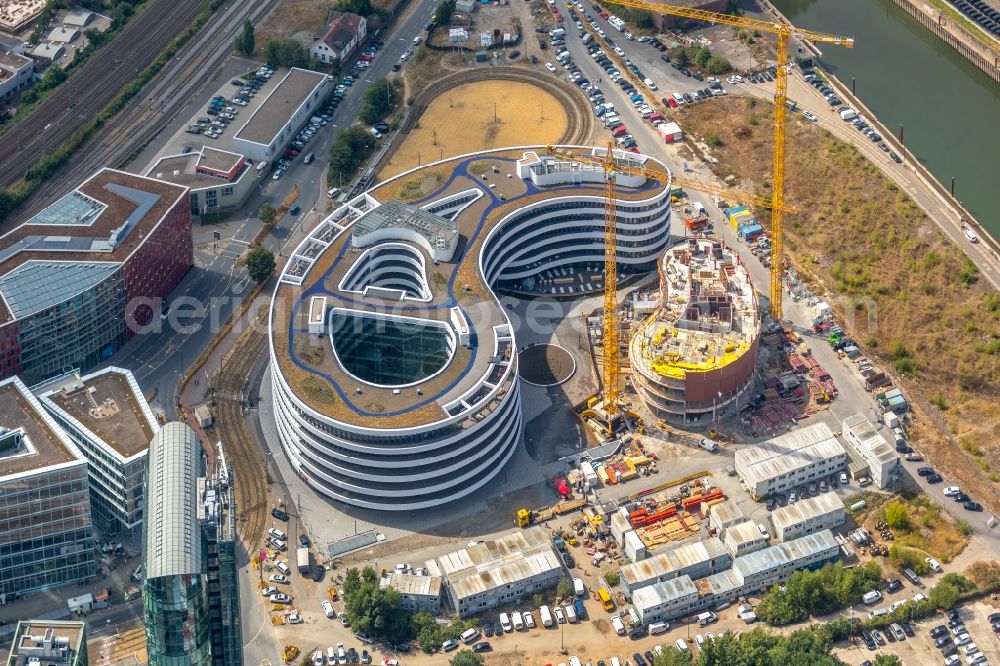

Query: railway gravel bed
[[0, 0, 206, 192], [213, 326, 270, 550]]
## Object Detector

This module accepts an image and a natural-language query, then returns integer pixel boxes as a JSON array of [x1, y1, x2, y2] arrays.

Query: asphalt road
[[103, 0, 442, 417]]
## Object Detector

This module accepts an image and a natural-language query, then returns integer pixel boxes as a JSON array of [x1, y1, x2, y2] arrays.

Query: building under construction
[[629, 237, 761, 425]]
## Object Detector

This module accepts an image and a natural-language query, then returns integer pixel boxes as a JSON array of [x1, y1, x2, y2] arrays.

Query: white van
[[643, 77, 658, 91], [573, 578, 586, 596], [412, 35, 423, 45], [274, 560, 291, 575], [697, 611, 717, 626], [610, 658, 622, 666], [862, 590, 883, 605], [499, 612, 512, 632], [964, 229, 979, 243], [460, 628, 480, 644], [676, 638, 690, 651], [512, 611, 524, 630], [839, 108, 858, 121], [564, 603, 578, 623], [692, 201, 706, 217], [649, 621, 669, 635], [539, 605, 554, 627], [327, 187, 341, 199], [610, 616, 626, 635]]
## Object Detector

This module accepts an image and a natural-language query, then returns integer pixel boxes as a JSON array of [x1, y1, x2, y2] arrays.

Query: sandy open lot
[[379, 79, 568, 178]]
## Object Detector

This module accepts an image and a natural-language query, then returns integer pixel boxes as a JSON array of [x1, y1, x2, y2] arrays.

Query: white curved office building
[[268, 146, 673, 511]]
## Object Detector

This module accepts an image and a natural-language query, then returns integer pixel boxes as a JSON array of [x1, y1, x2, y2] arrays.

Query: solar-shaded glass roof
[[25, 190, 105, 227], [0, 261, 118, 319], [144, 422, 201, 579]]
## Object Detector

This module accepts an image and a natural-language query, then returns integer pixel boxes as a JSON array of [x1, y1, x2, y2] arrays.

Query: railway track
[[16, 0, 283, 218], [213, 325, 269, 550], [0, 0, 206, 189]]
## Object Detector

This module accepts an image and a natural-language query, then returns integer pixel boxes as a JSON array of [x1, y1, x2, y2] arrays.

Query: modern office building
[[142, 423, 241, 666], [36, 367, 159, 536], [0, 168, 191, 385], [735, 422, 849, 499], [386, 572, 442, 613], [5, 621, 87, 666], [427, 527, 563, 617], [841, 414, 900, 488], [771, 491, 846, 542], [147, 147, 257, 215], [232, 68, 329, 163], [0, 51, 34, 103], [268, 146, 673, 511], [198, 443, 242, 666], [630, 237, 761, 424], [0, 376, 96, 598], [143, 423, 213, 666]]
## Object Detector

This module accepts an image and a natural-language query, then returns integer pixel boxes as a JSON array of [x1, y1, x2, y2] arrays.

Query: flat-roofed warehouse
[[841, 414, 900, 488], [620, 537, 731, 595], [735, 422, 848, 499], [772, 491, 846, 542], [426, 527, 562, 617], [385, 572, 442, 613], [233, 68, 329, 163]]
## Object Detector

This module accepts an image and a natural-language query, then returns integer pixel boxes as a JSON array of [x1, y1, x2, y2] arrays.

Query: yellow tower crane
[[544, 145, 796, 425], [593, 1, 853, 319]]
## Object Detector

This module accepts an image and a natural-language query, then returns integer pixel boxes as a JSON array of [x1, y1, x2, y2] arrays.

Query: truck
[[296, 545, 310, 575], [515, 497, 586, 527], [598, 588, 616, 611]]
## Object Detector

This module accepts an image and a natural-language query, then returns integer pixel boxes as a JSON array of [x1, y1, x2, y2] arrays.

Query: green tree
[[676, 49, 690, 67], [234, 20, 255, 56], [694, 46, 712, 67], [449, 651, 484, 666], [245, 245, 275, 283], [705, 55, 732, 75], [358, 78, 398, 124], [258, 203, 276, 225], [334, 0, 373, 15], [411, 611, 441, 654], [651, 646, 692, 665], [434, 0, 453, 24], [264, 38, 307, 68], [884, 502, 910, 530], [604, 571, 620, 587], [874, 656, 903, 666], [556, 578, 574, 598], [343, 565, 410, 643]]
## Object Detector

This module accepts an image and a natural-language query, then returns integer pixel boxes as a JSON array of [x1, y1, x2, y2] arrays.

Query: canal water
[[770, 0, 1000, 239]]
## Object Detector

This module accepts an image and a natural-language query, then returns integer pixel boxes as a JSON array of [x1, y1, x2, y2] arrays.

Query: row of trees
[[358, 78, 399, 124], [673, 44, 733, 75], [756, 561, 883, 626], [328, 126, 378, 187], [650, 625, 904, 666]]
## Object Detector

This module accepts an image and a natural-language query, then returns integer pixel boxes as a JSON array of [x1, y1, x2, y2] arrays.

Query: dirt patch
[[875, 494, 970, 564], [519, 344, 575, 385], [679, 95, 1000, 514], [393, 170, 446, 201], [256, 0, 330, 44], [381, 79, 569, 178], [300, 376, 335, 404]]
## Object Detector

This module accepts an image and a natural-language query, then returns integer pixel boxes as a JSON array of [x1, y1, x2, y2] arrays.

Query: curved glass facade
[[143, 573, 213, 666]]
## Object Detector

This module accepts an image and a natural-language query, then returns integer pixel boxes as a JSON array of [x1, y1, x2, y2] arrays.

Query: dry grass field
[[255, 0, 329, 44], [379, 80, 568, 178], [681, 96, 1000, 513]]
